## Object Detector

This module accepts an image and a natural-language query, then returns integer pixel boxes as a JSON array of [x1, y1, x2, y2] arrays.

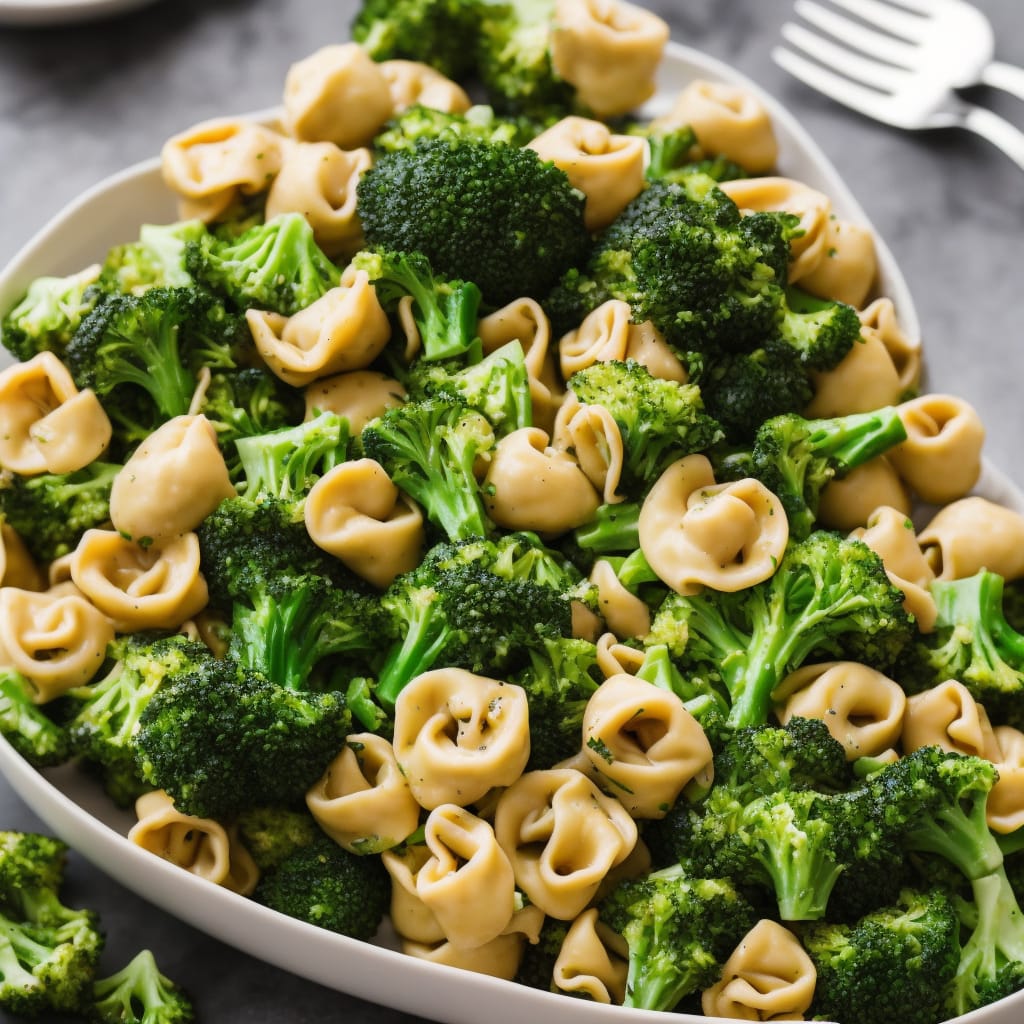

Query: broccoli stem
[[934, 571, 1024, 665], [575, 502, 641, 553], [901, 789, 1005, 881], [801, 407, 909, 474], [375, 610, 449, 711]]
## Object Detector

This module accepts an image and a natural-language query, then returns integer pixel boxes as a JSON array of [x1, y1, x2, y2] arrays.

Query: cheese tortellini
[[918, 497, 1024, 582], [902, 680, 1000, 761], [639, 454, 789, 595], [379, 59, 471, 115], [552, 908, 629, 1003]]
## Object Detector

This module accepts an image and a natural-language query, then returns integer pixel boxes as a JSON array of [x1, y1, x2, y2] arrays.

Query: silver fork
[[773, 0, 1024, 170]]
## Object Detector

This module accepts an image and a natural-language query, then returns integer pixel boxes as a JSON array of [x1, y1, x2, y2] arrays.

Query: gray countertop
[[1, 0, 1023, 1020]]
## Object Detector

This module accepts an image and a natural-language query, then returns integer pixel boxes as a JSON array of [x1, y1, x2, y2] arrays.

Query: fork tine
[[793, 0, 919, 68], [772, 44, 910, 127], [780, 22, 910, 92], [824, 0, 927, 42]]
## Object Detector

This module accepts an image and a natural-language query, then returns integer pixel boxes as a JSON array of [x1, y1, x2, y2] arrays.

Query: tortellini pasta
[[701, 918, 817, 1021], [850, 505, 937, 632], [815, 456, 911, 532], [553, 396, 625, 505], [265, 142, 373, 257], [379, 60, 471, 115], [527, 117, 645, 231], [282, 43, 394, 149], [887, 394, 986, 505], [639, 454, 789, 595], [552, 908, 629, 1003], [382, 844, 446, 945], [161, 118, 288, 222], [0, 524, 45, 592], [108, 415, 235, 545], [806, 334, 905, 419], [988, 726, 1024, 835], [651, 79, 778, 173], [590, 561, 651, 640], [303, 370, 406, 431], [776, 662, 906, 760], [580, 673, 714, 818], [918, 496, 1024, 581], [392, 668, 531, 810], [246, 270, 391, 386], [482, 427, 601, 535], [0, 586, 113, 701], [798, 217, 877, 309], [400, 933, 525, 981], [69, 529, 208, 632], [0, 352, 111, 476], [304, 459, 424, 589], [901, 680, 1000, 761], [493, 768, 637, 919], [128, 790, 260, 895], [550, 0, 669, 118], [306, 734, 421, 854], [858, 297, 921, 395], [595, 631, 647, 679]]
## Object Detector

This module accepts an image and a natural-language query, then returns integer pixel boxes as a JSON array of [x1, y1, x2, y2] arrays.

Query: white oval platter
[[0, 39, 1020, 1024], [0, 0, 159, 27]]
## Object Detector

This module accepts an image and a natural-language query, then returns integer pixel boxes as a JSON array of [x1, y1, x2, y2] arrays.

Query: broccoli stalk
[[648, 532, 913, 729], [0, 670, 69, 768], [361, 398, 495, 542], [89, 949, 194, 1024], [598, 863, 756, 1012], [572, 501, 642, 555]]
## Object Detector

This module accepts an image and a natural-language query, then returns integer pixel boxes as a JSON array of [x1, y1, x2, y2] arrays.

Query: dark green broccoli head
[[0, 671, 70, 769], [135, 657, 351, 819], [89, 949, 194, 1024], [567, 359, 723, 494], [186, 213, 341, 315], [598, 863, 756, 1012], [235, 806, 323, 872], [0, 830, 68, 895], [99, 219, 207, 296], [356, 137, 588, 304], [803, 887, 961, 1024], [778, 285, 861, 371], [254, 835, 389, 940], [514, 916, 568, 991], [352, 0, 483, 79]]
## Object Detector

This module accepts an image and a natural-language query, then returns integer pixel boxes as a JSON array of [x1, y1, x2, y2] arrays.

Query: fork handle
[[980, 61, 1024, 103], [963, 104, 1024, 171]]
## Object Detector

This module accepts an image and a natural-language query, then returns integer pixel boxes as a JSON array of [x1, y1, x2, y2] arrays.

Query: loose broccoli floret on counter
[[65, 286, 250, 440], [375, 541, 573, 708], [99, 219, 207, 296], [0, 265, 102, 362], [475, 0, 574, 117], [352, 0, 483, 79], [406, 340, 532, 436], [715, 407, 908, 539], [235, 806, 322, 872], [567, 359, 722, 495], [186, 213, 341, 315], [0, 461, 120, 563], [88, 948, 194, 1024], [361, 398, 495, 542], [350, 248, 482, 363], [374, 104, 541, 153], [356, 138, 588, 304], [510, 636, 601, 770], [598, 863, 756, 1012], [801, 887, 961, 1024], [0, 670, 70, 768], [902, 570, 1024, 727], [254, 835, 389, 940], [135, 657, 351, 819], [0, 832, 104, 1017], [647, 532, 913, 728]]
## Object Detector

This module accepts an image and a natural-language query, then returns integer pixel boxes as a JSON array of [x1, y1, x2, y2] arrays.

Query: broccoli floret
[[510, 636, 601, 770], [186, 213, 341, 315], [350, 248, 482, 363], [99, 220, 207, 296], [515, 916, 568, 991], [717, 407, 908, 539], [903, 570, 1024, 727], [0, 670, 70, 768], [254, 835, 389, 940], [780, 284, 863, 369], [352, 0, 483, 79], [235, 806, 322, 872], [375, 543, 573, 708], [406, 340, 532, 436], [0, 832, 103, 1017], [573, 501, 641, 556], [356, 138, 588, 304], [88, 949, 194, 1024], [361, 398, 495, 542], [475, 0, 574, 117], [65, 286, 250, 439], [0, 461, 120, 562], [802, 887, 961, 1024], [64, 634, 211, 805], [567, 360, 722, 494], [135, 657, 351, 819], [374, 104, 541, 153], [1, 265, 101, 362], [648, 532, 913, 728], [598, 863, 756, 1012], [637, 124, 749, 185]]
